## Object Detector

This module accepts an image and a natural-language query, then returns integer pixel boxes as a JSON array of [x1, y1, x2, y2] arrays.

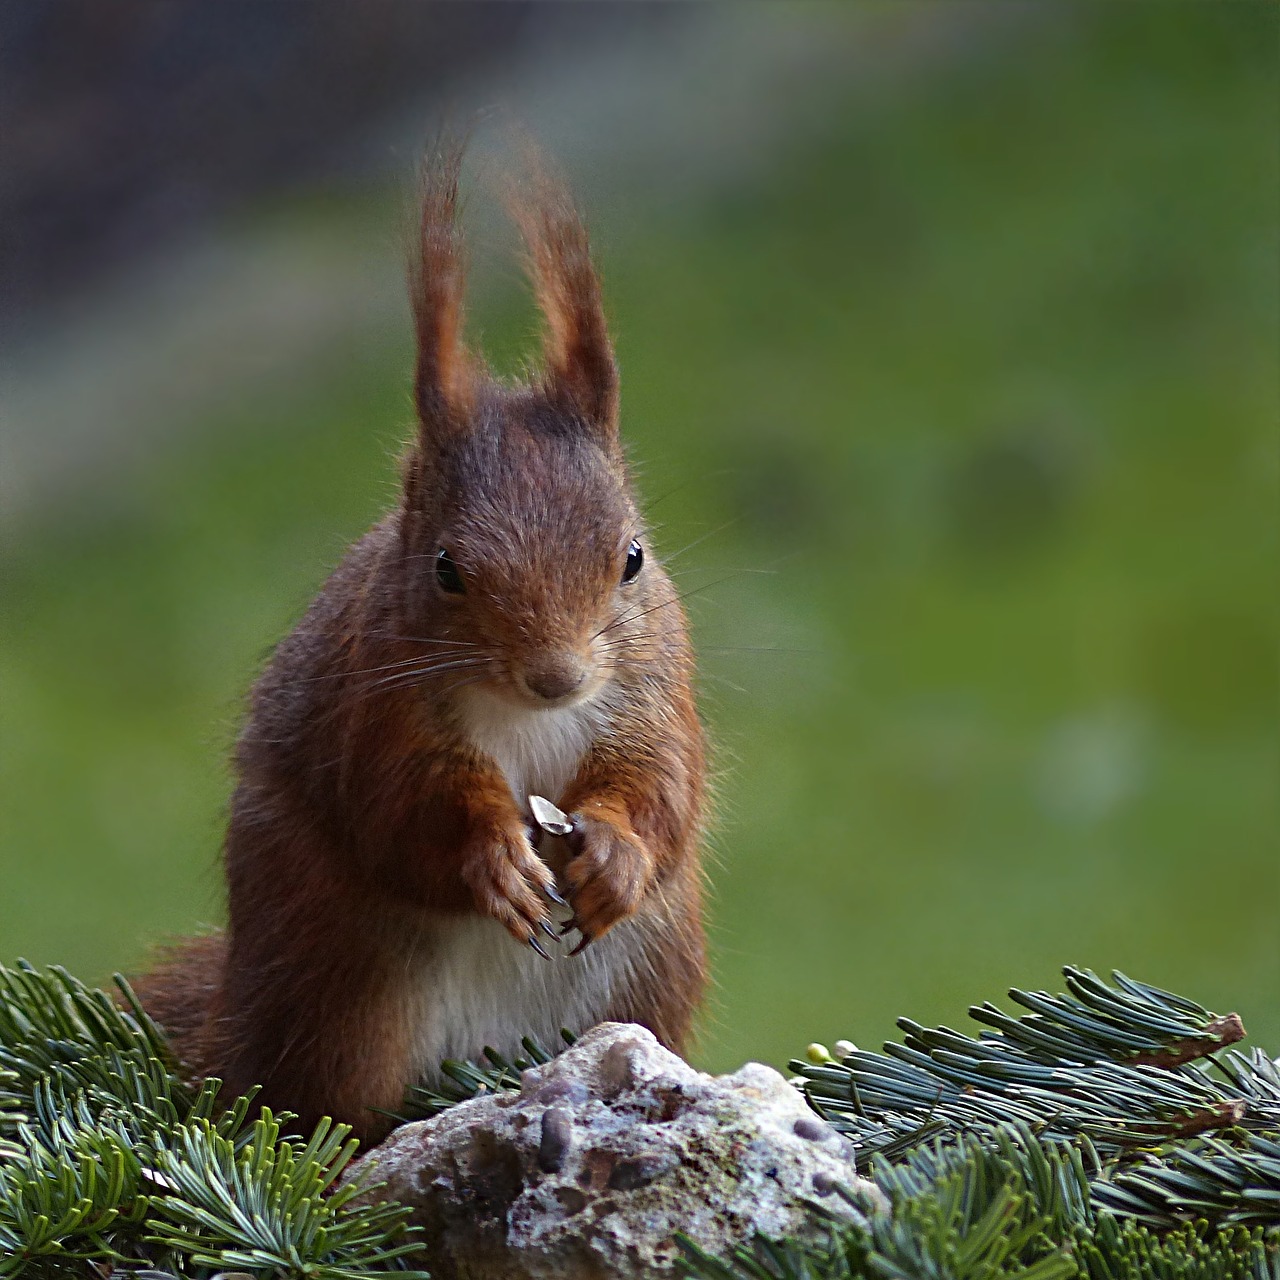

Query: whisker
[[437, 673, 490, 697], [642, 468, 741, 514], [595, 574, 744, 640], [698, 671, 750, 696], [357, 656, 497, 695], [302, 649, 486, 682], [663, 565, 777, 579], [595, 634, 659, 651], [371, 633, 483, 648], [661, 517, 742, 565], [699, 645, 825, 655], [639, 479, 697, 511], [597, 635, 819, 661]]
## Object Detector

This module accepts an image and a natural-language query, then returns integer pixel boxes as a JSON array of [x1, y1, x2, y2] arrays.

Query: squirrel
[[132, 139, 708, 1144]]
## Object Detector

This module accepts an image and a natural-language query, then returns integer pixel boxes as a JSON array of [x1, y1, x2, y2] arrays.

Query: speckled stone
[[347, 1022, 884, 1279]]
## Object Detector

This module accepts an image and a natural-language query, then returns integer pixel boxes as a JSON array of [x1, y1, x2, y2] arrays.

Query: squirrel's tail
[[128, 930, 226, 1069]]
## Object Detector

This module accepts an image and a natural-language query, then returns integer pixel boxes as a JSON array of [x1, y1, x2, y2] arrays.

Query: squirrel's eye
[[621, 538, 644, 584], [435, 548, 465, 595]]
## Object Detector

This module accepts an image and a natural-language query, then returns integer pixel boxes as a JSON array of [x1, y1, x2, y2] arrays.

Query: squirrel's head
[[394, 140, 668, 712]]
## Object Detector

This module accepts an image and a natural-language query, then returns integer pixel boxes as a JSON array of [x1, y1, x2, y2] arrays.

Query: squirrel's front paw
[[460, 821, 559, 957], [562, 813, 653, 951]]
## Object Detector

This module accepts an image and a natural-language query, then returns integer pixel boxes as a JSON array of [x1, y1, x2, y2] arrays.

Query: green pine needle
[[0, 960, 427, 1278], [146, 1111, 427, 1277], [397, 1030, 576, 1122], [1, 959, 1276, 1279], [692, 967, 1280, 1280]]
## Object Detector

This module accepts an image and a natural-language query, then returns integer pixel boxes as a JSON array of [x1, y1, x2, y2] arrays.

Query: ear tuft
[[508, 153, 620, 448], [410, 135, 474, 438]]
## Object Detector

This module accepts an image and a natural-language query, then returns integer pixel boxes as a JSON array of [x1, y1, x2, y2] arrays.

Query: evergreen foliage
[[398, 1032, 576, 1124], [679, 967, 1279, 1280], [0, 960, 1275, 1277], [0, 962, 426, 1277]]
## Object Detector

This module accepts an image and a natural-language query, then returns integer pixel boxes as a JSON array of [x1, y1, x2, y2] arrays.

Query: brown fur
[[132, 141, 708, 1144]]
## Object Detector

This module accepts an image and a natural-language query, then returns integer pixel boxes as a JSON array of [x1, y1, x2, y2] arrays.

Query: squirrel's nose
[[520, 653, 589, 703]]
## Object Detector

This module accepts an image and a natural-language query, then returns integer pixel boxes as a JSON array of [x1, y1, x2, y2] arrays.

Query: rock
[[348, 1022, 884, 1279]]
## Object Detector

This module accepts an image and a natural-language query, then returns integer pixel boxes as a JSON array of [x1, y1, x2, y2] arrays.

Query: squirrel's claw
[[527, 932, 553, 961], [555, 914, 592, 954]]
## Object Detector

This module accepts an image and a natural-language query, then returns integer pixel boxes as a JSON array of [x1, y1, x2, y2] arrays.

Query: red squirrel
[[133, 140, 708, 1143]]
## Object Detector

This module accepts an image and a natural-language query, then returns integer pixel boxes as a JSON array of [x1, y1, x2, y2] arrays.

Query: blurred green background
[[2, 4, 1277, 1073]]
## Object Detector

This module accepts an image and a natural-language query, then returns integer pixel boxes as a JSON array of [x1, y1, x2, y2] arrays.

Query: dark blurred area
[[1, 2, 682, 338], [2, 2, 1277, 1073]]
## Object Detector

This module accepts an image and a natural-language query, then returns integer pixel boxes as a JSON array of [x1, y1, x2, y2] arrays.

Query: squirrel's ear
[[410, 136, 475, 443], [511, 163, 620, 451]]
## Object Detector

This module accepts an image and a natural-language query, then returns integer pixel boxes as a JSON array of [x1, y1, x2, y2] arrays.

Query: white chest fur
[[458, 689, 599, 812], [406, 912, 654, 1084], [407, 688, 632, 1080]]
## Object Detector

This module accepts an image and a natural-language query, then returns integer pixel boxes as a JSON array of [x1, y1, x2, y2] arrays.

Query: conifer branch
[[1, 958, 1275, 1279], [0, 961, 427, 1277], [397, 1031, 577, 1122], [792, 966, 1274, 1162], [687, 966, 1280, 1280]]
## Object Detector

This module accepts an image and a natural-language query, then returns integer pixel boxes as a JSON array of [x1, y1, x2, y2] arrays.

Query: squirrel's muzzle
[[519, 652, 591, 703]]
